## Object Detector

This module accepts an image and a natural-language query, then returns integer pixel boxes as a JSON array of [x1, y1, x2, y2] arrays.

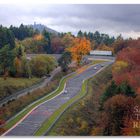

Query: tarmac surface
[[4, 61, 113, 136]]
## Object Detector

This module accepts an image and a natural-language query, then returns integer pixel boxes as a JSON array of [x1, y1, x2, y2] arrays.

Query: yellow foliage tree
[[62, 33, 75, 48], [67, 38, 91, 65], [33, 34, 44, 41], [14, 57, 22, 77], [91, 40, 95, 50], [98, 44, 114, 54], [112, 60, 128, 74]]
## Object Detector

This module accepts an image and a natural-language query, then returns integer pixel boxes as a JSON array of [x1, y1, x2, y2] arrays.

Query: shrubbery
[[30, 55, 57, 77], [0, 44, 57, 78]]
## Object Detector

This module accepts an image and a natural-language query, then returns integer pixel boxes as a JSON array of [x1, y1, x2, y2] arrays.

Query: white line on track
[[2, 84, 66, 136]]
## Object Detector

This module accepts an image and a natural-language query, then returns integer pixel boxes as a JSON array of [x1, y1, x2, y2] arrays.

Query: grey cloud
[[0, 4, 140, 38]]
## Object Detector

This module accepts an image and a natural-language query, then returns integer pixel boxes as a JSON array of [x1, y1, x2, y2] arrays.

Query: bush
[[102, 95, 136, 136], [30, 55, 57, 77], [100, 81, 136, 105], [100, 81, 117, 104]]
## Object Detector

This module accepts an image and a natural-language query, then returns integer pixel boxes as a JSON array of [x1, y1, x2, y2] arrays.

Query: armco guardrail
[[0, 67, 61, 107]]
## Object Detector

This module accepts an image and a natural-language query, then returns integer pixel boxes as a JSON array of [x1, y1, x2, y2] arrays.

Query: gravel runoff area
[[3, 61, 113, 136]]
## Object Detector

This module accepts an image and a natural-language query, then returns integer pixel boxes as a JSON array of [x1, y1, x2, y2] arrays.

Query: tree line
[[0, 24, 139, 80], [0, 24, 127, 55]]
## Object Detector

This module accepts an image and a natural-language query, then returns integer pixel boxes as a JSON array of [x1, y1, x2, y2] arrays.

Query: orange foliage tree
[[102, 95, 135, 135], [33, 34, 44, 41], [14, 57, 22, 77], [67, 38, 91, 65]]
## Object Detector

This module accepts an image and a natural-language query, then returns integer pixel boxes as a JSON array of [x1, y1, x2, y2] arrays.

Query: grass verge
[[0, 77, 41, 100], [2, 59, 106, 135], [48, 65, 112, 136], [3, 73, 75, 131], [34, 60, 108, 136], [34, 79, 88, 136]]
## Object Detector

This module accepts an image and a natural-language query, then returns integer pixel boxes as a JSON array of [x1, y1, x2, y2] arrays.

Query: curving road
[[3, 61, 113, 136]]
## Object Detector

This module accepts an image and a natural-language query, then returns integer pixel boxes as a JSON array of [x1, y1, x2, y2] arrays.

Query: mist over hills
[[29, 22, 58, 34]]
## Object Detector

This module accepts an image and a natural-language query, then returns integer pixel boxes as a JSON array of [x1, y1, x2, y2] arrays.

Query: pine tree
[[0, 44, 15, 79]]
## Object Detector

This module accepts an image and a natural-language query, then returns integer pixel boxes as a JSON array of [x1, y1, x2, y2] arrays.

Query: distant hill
[[29, 22, 58, 34]]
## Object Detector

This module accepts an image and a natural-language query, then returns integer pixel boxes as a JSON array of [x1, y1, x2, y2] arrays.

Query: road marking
[[2, 84, 66, 136], [2, 61, 113, 136]]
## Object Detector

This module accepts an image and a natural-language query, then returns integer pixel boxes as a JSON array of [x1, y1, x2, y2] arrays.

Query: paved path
[[3, 61, 113, 136], [0, 67, 61, 107]]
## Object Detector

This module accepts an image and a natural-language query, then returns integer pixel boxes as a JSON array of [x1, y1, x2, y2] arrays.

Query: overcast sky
[[0, 4, 140, 38]]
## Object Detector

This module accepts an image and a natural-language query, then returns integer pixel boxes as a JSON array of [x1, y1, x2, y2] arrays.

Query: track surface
[[4, 61, 112, 136]]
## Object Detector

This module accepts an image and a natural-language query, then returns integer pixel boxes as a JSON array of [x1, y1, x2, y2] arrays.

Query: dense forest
[[0, 24, 127, 54], [0, 23, 137, 81], [49, 39, 140, 136]]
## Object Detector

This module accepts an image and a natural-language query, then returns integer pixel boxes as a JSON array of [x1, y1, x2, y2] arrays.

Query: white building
[[90, 50, 112, 56]]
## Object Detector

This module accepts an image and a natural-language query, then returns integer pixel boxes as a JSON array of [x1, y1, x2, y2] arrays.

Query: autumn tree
[[97, 44, 114, 54], [122, 95, 140, 135], [19, 35, 48, 53], [100, 80, 136, 108], [62, 33, 75, 48], [112, 60, 129, 78], [22, 56, 32, 78], [102, 95, 135, 136], [111, 36, 127, 54], [112, 46, 140, 92], [14, 44, 25, 77], [33, 34, 44, 41], [90, 40, 95, 50], [51, 36, 64, 53], [67, 38, 91, 65], [30, 55, 57, 77], [14, 57, 22, 77]]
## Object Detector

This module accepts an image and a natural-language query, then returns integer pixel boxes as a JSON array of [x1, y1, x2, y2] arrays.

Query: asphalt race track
[[4, 61, 113, 136]]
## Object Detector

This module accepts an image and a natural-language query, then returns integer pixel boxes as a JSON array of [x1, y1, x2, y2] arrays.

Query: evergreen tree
[[101, 80, 117, 104], [58, 51, 72, 72], [0, 44, 15, 79], [77, 30, 83, 38], [43, 29, 52, 53], [116, 82, 136, 97], [0, 25, 15, 49], [10, 24, 36, 40]]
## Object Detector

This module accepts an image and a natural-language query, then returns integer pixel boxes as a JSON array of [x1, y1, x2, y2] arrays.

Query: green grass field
[[0, 77, 41, 100]]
